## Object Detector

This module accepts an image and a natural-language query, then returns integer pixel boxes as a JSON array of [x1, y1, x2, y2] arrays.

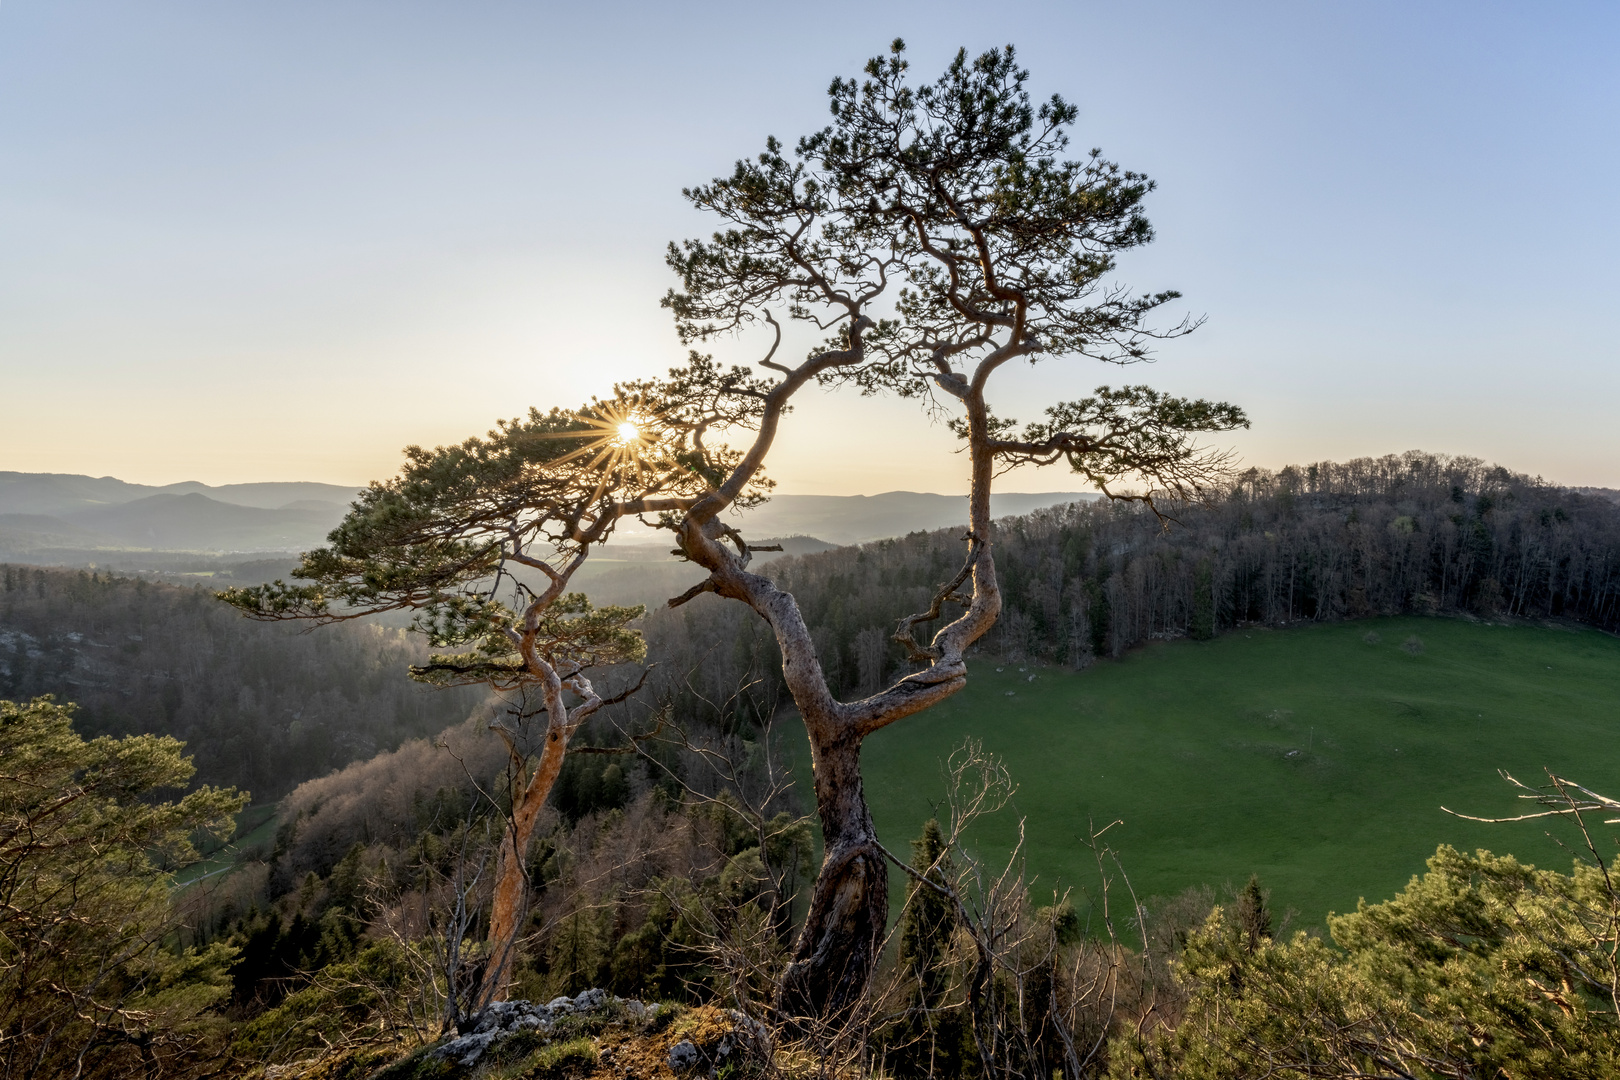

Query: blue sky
[[1, 1, 1615, 491]]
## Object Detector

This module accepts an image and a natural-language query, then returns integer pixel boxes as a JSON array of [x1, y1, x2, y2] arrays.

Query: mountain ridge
[[0, 472, 364, 515], [0, 471, 1100, 555]]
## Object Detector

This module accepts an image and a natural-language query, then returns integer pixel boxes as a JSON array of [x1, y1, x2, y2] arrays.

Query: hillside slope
[[0, 564, 481, 799], [61, 492, 340, 550]]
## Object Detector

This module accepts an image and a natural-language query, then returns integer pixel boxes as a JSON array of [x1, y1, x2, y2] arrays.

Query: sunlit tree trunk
[[477, 722, 570, 1009]]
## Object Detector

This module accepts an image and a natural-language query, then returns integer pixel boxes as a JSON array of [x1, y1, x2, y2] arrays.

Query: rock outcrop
[[354, 989, 767, 1080]]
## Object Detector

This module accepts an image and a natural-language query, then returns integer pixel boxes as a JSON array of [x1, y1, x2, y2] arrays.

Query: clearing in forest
[[856, 615, 1620, 927]]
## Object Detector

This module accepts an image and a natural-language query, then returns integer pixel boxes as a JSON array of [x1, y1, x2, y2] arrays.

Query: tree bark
[[476, 723, 569, 1010], [775, 719, 888, 1024]]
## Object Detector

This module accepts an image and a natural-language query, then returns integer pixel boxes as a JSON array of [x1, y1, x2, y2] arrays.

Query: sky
[[1, 1, 1616, 493]]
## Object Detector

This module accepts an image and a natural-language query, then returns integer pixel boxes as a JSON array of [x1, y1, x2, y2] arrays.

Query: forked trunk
[[776, 722, 888, 1025], [679, 330, 1000, 1027]]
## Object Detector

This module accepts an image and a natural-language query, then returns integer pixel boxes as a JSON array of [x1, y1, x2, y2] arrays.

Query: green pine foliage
[[1111, 846, 1620, 1078], [232, 939, 441, 1065], [886, 818, 969, 1079], [1233, 874, 1271, 954], [0, 696, 246, 1078], [897, 819, 957, 1009]]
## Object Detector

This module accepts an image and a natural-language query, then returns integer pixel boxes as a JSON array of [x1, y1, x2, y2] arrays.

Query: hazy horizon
[[0, 468, 1098, 499], [3, 453, 1609, 499], [3, 2, 1616, 491]]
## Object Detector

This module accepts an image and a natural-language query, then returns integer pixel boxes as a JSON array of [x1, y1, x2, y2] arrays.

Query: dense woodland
[[15, 450, 1607, 799], [642, 452, 1620, 717], [7, 450, 1620, 1077], [0, 565, 481, 800]]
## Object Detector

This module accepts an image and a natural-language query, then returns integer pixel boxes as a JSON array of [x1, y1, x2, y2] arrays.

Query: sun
[[530, 399, 669, 495]]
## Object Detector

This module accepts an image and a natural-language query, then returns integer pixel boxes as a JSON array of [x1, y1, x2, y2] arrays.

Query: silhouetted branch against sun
[[525, 395, 666, 492]]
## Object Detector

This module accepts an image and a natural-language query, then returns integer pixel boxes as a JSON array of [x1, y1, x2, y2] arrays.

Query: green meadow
[[854, 616, 1620, 928], [172, 803, 278, 888]]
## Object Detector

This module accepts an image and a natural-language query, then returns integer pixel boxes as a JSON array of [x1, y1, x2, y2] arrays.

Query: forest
[[8, 448, 1611, 799], [0, 564, 482, 800], [641, 451, 1620, 719], [6, 450, 1620, 1078]]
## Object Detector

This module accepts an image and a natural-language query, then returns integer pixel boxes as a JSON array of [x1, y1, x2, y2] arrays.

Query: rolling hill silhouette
[[0, 471, 1097, 559]]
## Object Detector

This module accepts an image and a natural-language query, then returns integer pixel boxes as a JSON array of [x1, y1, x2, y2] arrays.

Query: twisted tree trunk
[[669, 353, 1003, 1025], [474, 574, 608, 1013], [776, 719, 888, 1023], [774, 385, 1004, 1022]]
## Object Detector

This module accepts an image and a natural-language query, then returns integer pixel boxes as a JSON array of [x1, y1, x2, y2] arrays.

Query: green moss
[[365, 1046, 454, 1080], [642, 1002, 682, 1033], [519, 1037, 597, 1077]]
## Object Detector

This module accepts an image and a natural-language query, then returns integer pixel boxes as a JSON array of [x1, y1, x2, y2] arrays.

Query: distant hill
[[184, 482, 363, 510], [0, 472, 362, 516], [62, 493, 342, 551], [0, 472, 1094, 562], [0, 474, 361, 556], [0, 513, 106, 549]]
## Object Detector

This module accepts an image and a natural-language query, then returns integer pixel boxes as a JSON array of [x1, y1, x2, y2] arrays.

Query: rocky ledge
[[345, 989, 767, 1080]]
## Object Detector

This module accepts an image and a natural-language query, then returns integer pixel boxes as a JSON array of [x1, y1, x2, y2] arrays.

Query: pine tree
[[1235, 873, 1272, 954], [889, 818, 967, 1078], [0, 696, 245, 1075], [897, 819, 955, 1008]]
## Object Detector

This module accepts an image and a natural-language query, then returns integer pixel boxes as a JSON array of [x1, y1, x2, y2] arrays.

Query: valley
[[6, 456, 1620, 1075]]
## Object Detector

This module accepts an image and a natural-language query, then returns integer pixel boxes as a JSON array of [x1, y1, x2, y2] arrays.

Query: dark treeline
[[986, 450, 1620, 663], [0, 564, 481, 800], [637, 452, 1620, 711]]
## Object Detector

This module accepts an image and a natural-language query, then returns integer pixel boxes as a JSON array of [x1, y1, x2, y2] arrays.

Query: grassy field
[[852, 616, 1620, 929], [172, 803, 278, 887]]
